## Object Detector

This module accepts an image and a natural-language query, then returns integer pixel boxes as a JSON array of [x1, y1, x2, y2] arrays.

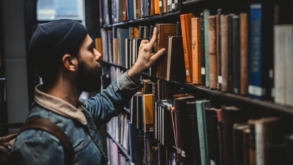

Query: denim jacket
[[9, 72, 143, 165]]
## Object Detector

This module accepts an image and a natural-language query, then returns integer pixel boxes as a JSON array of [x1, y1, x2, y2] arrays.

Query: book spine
[[274, 25, 285, 104], [209, 16, 217, 89], [180, 14, 192, 83], [227, 14, 233, 93], [191, 18, 200, 84], [221, 15, 228, 92], [249, 4, 265, 99], [196, 100, 211, 165], [200, 13, 206, 85], [204, 9, 210, 87], [240, 13, 249, 95], [216, 9, 222, 90], [285, 25, 293, 106], [154, 0, 160, 15], [232, 15, 240, 94]]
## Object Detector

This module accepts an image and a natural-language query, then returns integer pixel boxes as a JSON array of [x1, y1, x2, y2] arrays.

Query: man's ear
[[62, 54, 78, 72]]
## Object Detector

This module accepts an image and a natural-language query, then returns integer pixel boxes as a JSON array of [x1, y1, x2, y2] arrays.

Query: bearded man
[[8, 19, 165, 165]]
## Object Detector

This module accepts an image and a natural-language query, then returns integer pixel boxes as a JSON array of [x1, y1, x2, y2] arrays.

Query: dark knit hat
[[28, 19, 88, 78]]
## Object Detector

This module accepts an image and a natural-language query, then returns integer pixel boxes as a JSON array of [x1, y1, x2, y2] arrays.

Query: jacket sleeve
[[9, 131, 65, 165], [81, 71, 143, 127]]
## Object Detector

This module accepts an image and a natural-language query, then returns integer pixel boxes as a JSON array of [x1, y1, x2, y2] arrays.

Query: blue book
[[117, 28, 129, 67], [204, 9, 210, 87], [249, 3, 274, 100], [196, 99, 211, 165], [126, 0, 134, 20]]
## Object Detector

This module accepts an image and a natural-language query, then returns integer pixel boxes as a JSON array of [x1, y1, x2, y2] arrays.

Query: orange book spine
[[95, 38, 103, 55], [191, 17, 201, 84], [180, 14, 194, 83], [154, 0, 160, 15], [240, 13, 248, 95]]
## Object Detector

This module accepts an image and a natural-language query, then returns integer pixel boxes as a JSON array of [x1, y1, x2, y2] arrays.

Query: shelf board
[[106, 131, 131, 161], [103, 11, 181, 28], [184, 83, 293, 115], [0, 77, 6, 81], [102, 61, 127, 70], [123, 107, 130, 113], [182, 0, 207, 5]]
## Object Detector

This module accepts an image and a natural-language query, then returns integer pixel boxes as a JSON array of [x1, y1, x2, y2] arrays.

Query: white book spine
[[255, 122, 264, 165], [285, 25, 293, 106], [274, 25, 285, 104]]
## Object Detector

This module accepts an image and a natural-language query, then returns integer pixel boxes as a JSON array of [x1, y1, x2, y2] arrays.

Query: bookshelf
[[97, 0, 293, 164]]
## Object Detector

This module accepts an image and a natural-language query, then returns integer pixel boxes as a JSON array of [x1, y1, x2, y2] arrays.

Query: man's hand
[[128, 27, 166, 83]]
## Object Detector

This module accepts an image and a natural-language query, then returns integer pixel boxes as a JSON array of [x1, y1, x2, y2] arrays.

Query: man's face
[[76, 35, 102, 92]]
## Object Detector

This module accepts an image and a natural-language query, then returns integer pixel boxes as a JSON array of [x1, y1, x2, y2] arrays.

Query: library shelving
[[98, 0, 293, 164]]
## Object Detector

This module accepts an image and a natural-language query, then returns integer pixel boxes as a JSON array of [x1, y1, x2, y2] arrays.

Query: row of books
[[106, 137, 132, 165], [106, 113, 130, 152], [98, 0, 181, 26]]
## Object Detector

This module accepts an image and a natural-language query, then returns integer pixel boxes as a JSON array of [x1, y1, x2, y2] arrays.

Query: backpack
[[0, 118, 74, 165]]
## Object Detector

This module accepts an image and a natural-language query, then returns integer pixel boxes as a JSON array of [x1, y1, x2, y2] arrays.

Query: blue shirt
[[9, 72, 142, 165]]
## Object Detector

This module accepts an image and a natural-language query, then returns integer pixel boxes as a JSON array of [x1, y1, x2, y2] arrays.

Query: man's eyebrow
[[88, 41, 94, 49]]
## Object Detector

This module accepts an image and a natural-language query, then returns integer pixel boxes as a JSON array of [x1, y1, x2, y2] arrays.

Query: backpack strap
[[18, 118, 74, 165]]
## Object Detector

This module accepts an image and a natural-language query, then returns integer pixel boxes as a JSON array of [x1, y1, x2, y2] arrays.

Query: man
[[8, 19, 165, 164]]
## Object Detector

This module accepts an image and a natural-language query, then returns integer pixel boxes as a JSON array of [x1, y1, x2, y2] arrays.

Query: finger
[[148, 27, 157, 48], [150, 48, 166, 61], [140, 40, 148, 45]]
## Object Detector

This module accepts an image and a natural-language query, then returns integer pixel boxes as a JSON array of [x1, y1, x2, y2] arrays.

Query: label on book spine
[[201, 68, 205, 75], [181, 150, 186, 157], [218, 76, 222, 83], [249, 85, 266, 96], [186, 70, 189, 76]]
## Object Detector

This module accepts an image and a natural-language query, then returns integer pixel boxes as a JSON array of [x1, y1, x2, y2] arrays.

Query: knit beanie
[[28, 19, 88, 78]]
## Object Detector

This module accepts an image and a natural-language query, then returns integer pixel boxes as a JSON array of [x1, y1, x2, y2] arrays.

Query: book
[[143, 94, 154, 132], [196, 99, 211, 165], [200, 12, 206, 86], [180, 13, 195, 83], [221, 106, 248, 165], [232, 15, 240, 94], [191, 17, 202, 84], [174, 95, 196, 163], [216, 9, 222, 90], [274, 25, 286, 104], [249, 3, 274, 100], [233, 123, 249, 165], [240, 13, 249, 95], [205, 107, 220, 165], [254, 117, 285, 165], [112, 27, 118, 64], [186, 101, 201, 165], [221, 14, 233, 93], [204, 9, 211, 87], [155, 23, 177, 79], [208, 15, 217, 89], [117, 28, 129, 67], [166, 36, 185, 82], [284, 25, 293, 106]]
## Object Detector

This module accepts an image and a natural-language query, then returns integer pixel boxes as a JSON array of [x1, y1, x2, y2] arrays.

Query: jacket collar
[[34, 84, 87, 125]]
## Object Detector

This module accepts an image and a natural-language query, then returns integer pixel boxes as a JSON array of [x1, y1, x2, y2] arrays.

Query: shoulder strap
[[18, 118, 74, 165]]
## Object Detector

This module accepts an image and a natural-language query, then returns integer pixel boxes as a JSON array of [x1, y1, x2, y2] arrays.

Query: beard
[[76, 59, 102, 92]]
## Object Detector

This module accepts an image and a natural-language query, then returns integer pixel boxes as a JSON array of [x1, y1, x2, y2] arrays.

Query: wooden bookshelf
[[106, 131, 131, 161], [99, 0, 293, 164]]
